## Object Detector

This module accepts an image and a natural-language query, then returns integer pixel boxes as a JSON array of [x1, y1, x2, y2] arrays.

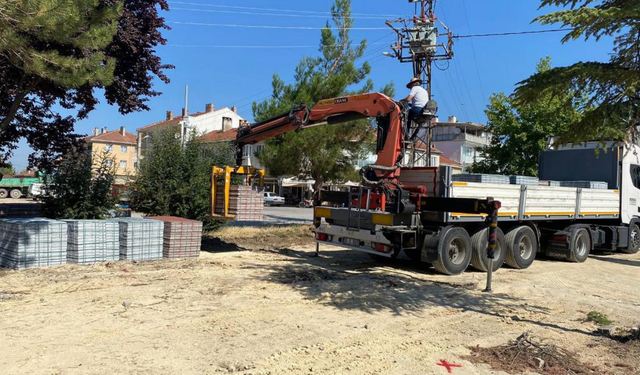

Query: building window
[[120, 160, 127, 169], [255, 145, 264, 154], [105, 144, 113, 153], [121, 145, 128, 153], [430, 156, 438, 166], [105, 159, 113, 167], [243, 145, 252, 157]]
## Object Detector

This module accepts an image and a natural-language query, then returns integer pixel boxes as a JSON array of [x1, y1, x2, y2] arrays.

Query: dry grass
[[210, 225, 313, 241], [204, 225, 315, 251]]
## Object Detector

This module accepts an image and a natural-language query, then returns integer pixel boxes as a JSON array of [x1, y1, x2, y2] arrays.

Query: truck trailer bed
[[446, 181, 620, 222]]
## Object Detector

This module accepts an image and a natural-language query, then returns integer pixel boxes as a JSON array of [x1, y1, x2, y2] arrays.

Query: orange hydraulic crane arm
[[235, 92, 406, 177]]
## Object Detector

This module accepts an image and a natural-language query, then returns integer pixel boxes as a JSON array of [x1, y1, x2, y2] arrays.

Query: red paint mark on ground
[[436, 359, 462, 373]]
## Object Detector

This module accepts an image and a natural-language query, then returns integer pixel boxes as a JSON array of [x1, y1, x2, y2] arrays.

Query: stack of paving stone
[[0, 218, 67, 269], [147, 216, 202, 259], [539, 180, 561, 187], [509, 176, 540, 186], [65, 220, 119, 265], [452, 174, 510, 184], [559, 181, 609, 189], [111, 218, 164, 261], [215, 186, 264, 221]]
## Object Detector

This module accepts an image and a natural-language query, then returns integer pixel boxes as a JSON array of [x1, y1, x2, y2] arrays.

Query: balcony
[[432, 132, 490, 145]]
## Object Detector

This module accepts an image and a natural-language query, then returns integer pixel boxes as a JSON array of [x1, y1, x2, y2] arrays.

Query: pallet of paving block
[[0, 218, 68, 269]]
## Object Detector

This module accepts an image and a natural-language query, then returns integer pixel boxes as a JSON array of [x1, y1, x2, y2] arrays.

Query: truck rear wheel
[[433, 227, 472, 275], [470, 227, 506, 272], [9, 189, 22, 199], [505, 226, 537, 269], [567, 228, 591, 262], [0, 188, 7, 199], [621, 224, 640, 254]]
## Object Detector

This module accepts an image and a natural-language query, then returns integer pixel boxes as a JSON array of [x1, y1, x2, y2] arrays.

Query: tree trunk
[[0, 78, 39, 136]]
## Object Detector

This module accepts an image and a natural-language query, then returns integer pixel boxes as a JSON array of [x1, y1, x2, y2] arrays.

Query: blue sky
[[10, 0, 612, 171]]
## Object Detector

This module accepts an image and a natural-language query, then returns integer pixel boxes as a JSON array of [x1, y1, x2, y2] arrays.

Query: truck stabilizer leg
[[484, 199, 500, 293]]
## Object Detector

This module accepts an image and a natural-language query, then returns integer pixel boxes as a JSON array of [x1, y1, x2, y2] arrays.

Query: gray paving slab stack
[[64, 220, 119, 264], [215, 186, 264, 221], [539, 180, 561, 187], [510, 176, 540, 186], [147, 216, 202, 259], [111, 218, 164, 261], [0, 218, 67, 269], [452, 174, 510, 184], [559, 181, 609, 189]]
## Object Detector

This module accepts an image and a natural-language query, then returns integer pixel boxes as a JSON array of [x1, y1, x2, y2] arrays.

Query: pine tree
[[514, 0, 640, 144], [0, 0, 172, 169], [252, 0, 394, 191], [470, 58, 584, 176]]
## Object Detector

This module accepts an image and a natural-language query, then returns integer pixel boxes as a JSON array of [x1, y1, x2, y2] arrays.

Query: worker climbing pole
[[386, 0, 454, 168]]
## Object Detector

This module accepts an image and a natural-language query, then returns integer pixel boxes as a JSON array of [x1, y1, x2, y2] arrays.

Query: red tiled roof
[[138, 111, 208, 131], [439, 155, 462, 167], [412, 140, 442, 153], [200, 128, 238, 143], [15, 170, 36, 178], [85, 130, 137, 145]]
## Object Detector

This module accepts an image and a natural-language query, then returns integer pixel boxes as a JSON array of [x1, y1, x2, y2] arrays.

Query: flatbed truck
[[314, 141, 640, 275]]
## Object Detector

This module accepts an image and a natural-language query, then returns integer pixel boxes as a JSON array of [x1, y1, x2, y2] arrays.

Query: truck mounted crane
[[228, 92, 501, 277]]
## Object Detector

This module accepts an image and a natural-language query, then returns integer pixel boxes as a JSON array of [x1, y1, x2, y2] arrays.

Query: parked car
[[263, 192, 285, 206]]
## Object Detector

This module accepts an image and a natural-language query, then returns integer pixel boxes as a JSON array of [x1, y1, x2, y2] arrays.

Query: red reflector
[[494, 201, 502, 210], [374, 243, 391, 253], [552, 235, 569, 242], [316, 233, 329, 241]]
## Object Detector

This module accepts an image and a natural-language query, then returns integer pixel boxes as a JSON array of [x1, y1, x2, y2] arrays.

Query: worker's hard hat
[[406, 77, 422, 88]]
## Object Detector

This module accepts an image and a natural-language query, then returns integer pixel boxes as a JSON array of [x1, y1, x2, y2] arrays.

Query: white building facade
[[431, 118, 491, 172], [137, 103, 246, 156]]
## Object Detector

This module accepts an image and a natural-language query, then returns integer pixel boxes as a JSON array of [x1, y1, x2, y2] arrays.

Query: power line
[[459, 1, 487, 103], [454, 29, 574, 39], [166, 41, 392, 49], [168, 1, 405, 18], [234, 37, 396, 114], [172, 21, 389, 30], [171, 7, 394, 20]]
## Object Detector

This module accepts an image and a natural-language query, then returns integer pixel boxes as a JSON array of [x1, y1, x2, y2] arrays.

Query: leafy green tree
[[252, 0, 394, 191], [0, 162, 16, 176], [131, 129, 236, 230], [470, 58, 584, 176], [515, 0, 640, 144], [0, 0, 172, 168], [42, 147, 116, 219]]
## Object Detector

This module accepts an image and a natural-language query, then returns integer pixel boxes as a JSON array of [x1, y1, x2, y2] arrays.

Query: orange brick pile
[[146, 216, 202, 258]]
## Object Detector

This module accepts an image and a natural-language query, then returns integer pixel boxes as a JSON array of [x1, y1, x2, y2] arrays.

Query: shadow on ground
[[236, 247, 606, 339], [590, 254, 640, 268]]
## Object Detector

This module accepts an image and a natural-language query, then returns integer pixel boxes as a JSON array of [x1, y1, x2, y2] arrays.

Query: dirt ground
[[1, 226, 640, 375]]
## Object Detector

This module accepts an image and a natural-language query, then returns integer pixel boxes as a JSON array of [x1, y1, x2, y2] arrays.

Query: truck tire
[[567, 228, 591, 262], [9, 189, 22, 199], [505, 226, 537, 269], [621, 223, 640, 254], [0, 188, 7, 199], [470, 227, 506, 272], [433, 227, 472, 275]]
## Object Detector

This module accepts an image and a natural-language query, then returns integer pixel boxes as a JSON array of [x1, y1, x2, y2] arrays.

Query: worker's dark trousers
[[407, 106, 424, 137]]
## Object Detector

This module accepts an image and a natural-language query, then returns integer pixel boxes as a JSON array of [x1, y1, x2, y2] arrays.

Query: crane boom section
[[236, 92, 405, 174]]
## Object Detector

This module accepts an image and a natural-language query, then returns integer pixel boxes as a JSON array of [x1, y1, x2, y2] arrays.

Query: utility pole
[[386, 0, 454, 167]]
